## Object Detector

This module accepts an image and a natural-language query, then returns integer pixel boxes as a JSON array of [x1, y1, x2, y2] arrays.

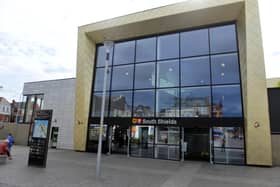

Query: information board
[[28, 110, 52, 168]]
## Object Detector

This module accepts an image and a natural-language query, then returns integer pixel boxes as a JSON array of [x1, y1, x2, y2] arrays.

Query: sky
[[0, 0, 279, 102]]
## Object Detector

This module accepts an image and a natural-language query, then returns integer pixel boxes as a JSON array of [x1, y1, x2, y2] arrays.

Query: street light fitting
[[104, 41, 114, 53]]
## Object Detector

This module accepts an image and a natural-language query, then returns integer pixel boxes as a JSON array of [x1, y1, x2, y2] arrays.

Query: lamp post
[[96, 40, 114, 177]]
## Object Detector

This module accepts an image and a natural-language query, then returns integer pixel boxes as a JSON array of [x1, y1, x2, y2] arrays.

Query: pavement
[[0, 146, 280, 187]]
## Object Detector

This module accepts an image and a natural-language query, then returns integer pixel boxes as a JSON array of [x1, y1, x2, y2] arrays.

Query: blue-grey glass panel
[[136, 37, 156, 63], [96, 46, 113, 67], [213, 148, 245, 165], [212, 85, 242, 117], [157, 59, 179, 88], [111, 64, 134, 90], [180, 29, 209, 57], [134, 62, 155, 89], [133, 90, 155, 117], [210, 24, 237, 53], [156, 88, 179, 117], [110, 91, 132, 117], [181, 87, 211, 117], [94, 67, 111, 91], [157, 33, 179, 60], [181, 56, 210, 86], [213, 127, 244, 148], [211, 53, 240, 85], [91, 92, 109, 117], [113, 41, 135, 65]]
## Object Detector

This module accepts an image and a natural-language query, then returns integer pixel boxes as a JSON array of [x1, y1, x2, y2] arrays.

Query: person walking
[[6, 133, 14, 159]]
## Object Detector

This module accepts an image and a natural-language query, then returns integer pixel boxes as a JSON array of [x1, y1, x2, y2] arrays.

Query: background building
[[75, 0, 272, 166], [22, 78, 75, 149], [0, 97, 11, 122]]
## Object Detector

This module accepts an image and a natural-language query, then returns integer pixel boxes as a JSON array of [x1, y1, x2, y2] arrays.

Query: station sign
[[132, 118, 177, 125]]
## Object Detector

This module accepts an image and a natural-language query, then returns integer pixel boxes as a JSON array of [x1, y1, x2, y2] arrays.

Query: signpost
[[28, 110, 52, 168]]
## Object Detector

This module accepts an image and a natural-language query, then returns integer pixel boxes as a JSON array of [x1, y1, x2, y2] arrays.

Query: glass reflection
[[211, 53, 240, 85], [136, 37, 156, 63], [134, 62, 155, 89], [212, 127, 244, 164], [180, 29, 209, 57], [111, 65, 134, 90], [157, 60, 179, 88], [210, 24, 237, 54], [156, 88, 179, 117], [212, 85, 242, 117], [91, 92, 109, 117], [113, 41, 135, 65], [157, 33, 179, 60], [181, 87, 211, 117], [133, 90, 154, 117], [131, 126, 154, 158], [94, 67, 111, 91], [110, 91, 132, 117], [181, 56, 210, 86], [96, 46, 113, 67]]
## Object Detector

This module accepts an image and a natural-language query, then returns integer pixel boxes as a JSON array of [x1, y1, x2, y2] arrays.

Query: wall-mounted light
[[254, 121, 260, 128]]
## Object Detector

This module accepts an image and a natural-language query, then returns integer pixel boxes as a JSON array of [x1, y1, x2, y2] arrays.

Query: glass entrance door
[[184, 128, 210, 161], [111, 125, 128, 154]]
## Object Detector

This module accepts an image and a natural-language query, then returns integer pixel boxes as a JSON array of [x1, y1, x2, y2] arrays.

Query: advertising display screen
[[32, 119, 49, 138]]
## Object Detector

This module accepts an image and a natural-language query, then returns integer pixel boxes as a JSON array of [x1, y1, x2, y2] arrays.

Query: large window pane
[[156, 88, 179, 117], [91, 92, 109, 117], [157, 60, 179, 88], [96, 46, 113, 67], [213, 127, 244, 148], [212, 85, 242, 117], [134, 62, 155, 89], [181, 56, 210, 86], [94, 67, 111, 91], [210, 24, 237, 54], [136, 37, 156, 63], [24, 95, 35, 123], [180, 29, 209, 57], [113, 41, 135, 65], [213, 127, 244, 164], [111, 65, 134, 90], [181, 87, 211, 117], [157, 33, 179, 60], [110, 91, 132, 117], [211, 53, 240, 85], [133, 90, 154, 117]]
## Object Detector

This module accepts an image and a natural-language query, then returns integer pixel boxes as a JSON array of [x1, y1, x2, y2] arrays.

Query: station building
[[74, 0, 272, 166]]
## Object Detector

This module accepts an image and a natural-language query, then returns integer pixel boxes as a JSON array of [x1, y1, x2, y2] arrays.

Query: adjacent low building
[[74, 0, 273, 166], [22, 78, 75, 149]]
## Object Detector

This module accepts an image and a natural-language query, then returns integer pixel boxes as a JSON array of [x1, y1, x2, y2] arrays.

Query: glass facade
[[90, 23, 244, 163]]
